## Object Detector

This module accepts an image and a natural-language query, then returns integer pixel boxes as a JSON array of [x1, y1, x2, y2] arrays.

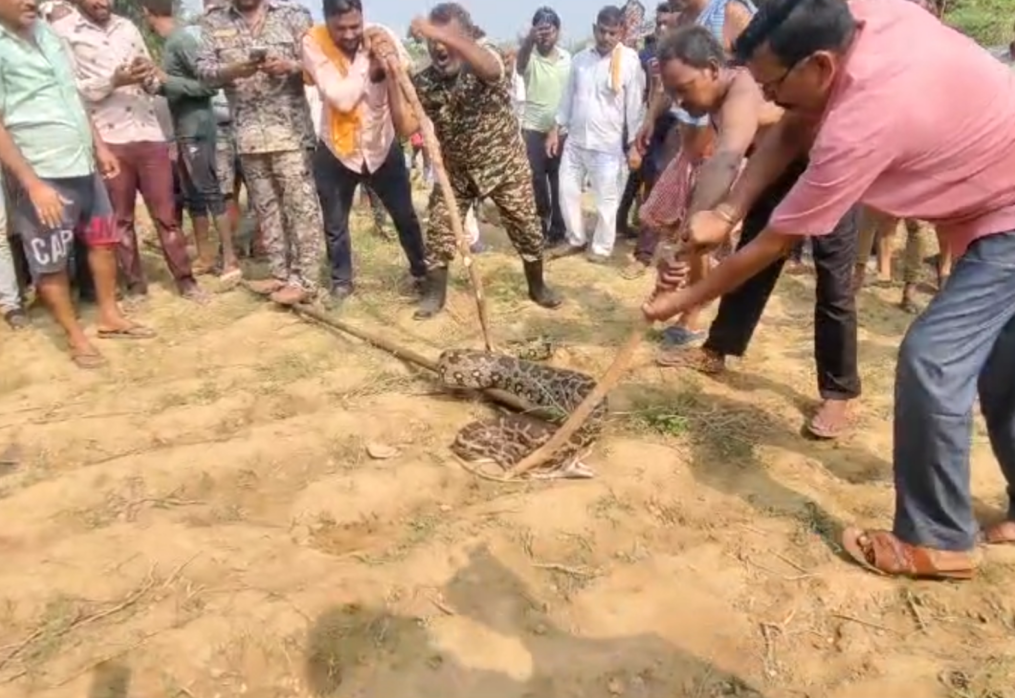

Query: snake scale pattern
[[436, 349, 607, 477]]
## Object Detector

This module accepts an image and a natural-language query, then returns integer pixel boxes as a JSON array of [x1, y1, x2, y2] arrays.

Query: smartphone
[[249, 47, 268, 63]]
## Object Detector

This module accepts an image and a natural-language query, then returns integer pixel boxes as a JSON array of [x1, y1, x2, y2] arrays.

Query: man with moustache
[[196, 0, 323, 306], [409, 2, 562, 319]]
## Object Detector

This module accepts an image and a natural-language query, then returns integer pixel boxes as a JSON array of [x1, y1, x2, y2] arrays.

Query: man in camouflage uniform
[[196, 0, 322, 305], [410, 3, 562, 319]]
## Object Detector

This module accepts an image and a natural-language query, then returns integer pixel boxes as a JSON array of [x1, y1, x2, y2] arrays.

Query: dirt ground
[[1, 193, 1013, 698]]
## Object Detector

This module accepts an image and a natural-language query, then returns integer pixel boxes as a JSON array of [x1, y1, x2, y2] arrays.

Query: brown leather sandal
[[841, 526, 976, 580]]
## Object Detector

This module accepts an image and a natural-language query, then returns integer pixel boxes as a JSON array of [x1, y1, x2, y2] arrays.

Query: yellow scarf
[[303, 24, 360, 156], [608, 43, 623, 92]]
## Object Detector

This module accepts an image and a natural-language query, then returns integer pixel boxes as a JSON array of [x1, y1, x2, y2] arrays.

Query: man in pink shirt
[[643, 0, 1015, 580], [302, 0, 426, 305]]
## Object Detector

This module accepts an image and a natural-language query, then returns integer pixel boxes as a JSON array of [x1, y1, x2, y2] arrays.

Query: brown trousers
[[106, 141, 193, 292]]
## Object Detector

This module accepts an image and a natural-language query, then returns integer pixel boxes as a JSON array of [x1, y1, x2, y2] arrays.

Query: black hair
[[430, 2, 485, 39], [532, 6, 561, 28], [657, 24, 724, 68], [596, 5, 625, 27], [321, 0, 361, 18], [733, 0, 856, 66], [656, 1, 673, 13], [139, 0, 173, 18]]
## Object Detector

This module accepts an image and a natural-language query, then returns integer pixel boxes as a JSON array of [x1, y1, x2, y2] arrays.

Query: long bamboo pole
[[382, 53, 493, 351], [292, 304, 559, 422]]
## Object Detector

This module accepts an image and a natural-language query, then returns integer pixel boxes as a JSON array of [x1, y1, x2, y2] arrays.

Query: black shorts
[[178, 136, 226, 217], [10, 172, 117, 278]]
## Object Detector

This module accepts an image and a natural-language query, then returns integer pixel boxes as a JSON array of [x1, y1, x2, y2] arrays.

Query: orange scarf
[[303, 24, 360, 156], [608, 44, 623, 92]]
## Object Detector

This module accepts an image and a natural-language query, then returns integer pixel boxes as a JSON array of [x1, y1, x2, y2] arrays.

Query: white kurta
[[555, 45, 644, 257]]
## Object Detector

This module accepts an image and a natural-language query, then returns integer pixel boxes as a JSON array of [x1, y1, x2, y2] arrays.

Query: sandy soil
[[0, 197, 1013, 698]]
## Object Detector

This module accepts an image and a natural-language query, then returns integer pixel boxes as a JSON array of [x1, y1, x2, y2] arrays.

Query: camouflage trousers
[[240, 149, 324, 291], [425, 168, 543, 268]]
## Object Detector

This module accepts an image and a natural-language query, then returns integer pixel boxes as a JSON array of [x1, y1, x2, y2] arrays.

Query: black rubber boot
[[523, 259, 562, 309], [414, 266, 449, 320]]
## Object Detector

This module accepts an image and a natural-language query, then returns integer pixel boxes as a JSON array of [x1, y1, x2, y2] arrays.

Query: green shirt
[[161, 25, 217, 141], [520, 47, 571, 133], [0, 20, 94, 178]]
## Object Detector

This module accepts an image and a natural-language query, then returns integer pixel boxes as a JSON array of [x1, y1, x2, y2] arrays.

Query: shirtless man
[[649, 24, 860, 439]]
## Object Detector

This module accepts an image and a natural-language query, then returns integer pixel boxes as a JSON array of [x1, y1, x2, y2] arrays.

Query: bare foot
[[806, 399, 853, 439]]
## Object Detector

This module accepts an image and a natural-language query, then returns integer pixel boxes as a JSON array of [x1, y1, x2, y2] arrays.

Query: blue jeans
[[894, 231, 1015, 551]]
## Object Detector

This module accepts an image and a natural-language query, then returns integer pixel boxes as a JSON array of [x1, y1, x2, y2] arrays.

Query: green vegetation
[[945, 0, 1015, 45]]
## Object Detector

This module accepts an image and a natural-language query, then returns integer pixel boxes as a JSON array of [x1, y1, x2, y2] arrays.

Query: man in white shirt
[[547, 5, 644, 262]]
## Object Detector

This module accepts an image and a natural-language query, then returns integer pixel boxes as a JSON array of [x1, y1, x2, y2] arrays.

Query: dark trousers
[[703, 160, 861, 401], [107, 141, 194, 292], [313, 141, 426, 289], [894, 231, 1015, 551], [618, 166, 642, 235], [522, 128, 565, 244]]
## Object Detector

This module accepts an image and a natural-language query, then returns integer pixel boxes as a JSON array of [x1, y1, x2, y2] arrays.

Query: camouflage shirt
[[195, 0, 314, 154], [413, 41, 527, 193]]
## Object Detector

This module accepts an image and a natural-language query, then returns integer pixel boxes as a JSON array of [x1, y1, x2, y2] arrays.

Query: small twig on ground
[[771, 551, 810, 574], [831, 613, 895, 634], [904, 590, 929, 633], [532, 562, 599, 578], [759, 607, 797, 678], [430, 596, 456, 616]]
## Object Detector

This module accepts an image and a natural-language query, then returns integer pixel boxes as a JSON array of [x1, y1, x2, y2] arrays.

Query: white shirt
[[555, 45, 644, 155]]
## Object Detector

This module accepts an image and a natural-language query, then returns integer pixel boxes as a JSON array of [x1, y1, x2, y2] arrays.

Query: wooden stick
[[506, 239, 686, 478], [506, 325, 646, 477], [292, 304, 558, 421], [383, 53, 493, 351]]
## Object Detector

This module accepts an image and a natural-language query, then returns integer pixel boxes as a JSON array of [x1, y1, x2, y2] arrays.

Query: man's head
[[0, 0, 39, 30], [666, 0, 707, 17], [592, 5, 624, 55], [655, 1, 676, 36], [78, 0, 112, 25], [733, 0, 856, 114], [531, 6, 560, 54], [139, 0, 174, 33], [657, 25, 725, 116], [232, 0, 261, 14], [322, 0, 362, 56], [427, 2, 483, 76]]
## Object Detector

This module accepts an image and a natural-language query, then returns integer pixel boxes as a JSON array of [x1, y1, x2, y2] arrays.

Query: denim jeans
[[893, 230, 1015, 551]]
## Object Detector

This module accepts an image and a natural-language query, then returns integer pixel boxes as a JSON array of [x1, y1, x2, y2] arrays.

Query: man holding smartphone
[[196, 0, 323, 306]]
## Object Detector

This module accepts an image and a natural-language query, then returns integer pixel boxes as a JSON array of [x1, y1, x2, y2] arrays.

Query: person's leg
[[846, 231, 1015, 576], [195, 135, 239, 278], [616, 165, 641, 240], [105, 142, 145, 295], [240, 153, 287, 295], [268, 149, 324, 304], [0, 222, 27, 328], [415, 177, 474, 319], [876, 219, 896, 283], [79, 172, 154, 338], [216, 128, 242, 256], [977, 315, 1015, 544], [523, 128, 553, 241], [586, 149, 626, 259], [178, 137, 217, 274], [133, 141, 200, 297], [486, 166, 562, 309], [808, 205, 861, 438], [367, 143, 428, 282], [553, 141, 589, 256], [660, 162, 807, 370], [313, 142, 360, 295], [899, 219, 929, 313], [853, 206, 880, 292], [546, 134, 566, 244]]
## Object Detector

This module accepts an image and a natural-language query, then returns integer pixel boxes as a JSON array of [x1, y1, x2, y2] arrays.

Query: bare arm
[[719, 110, 816, 223], [684, 75, 761, 218], [515, 32, 536, 75], [722, 1, 753, 52]]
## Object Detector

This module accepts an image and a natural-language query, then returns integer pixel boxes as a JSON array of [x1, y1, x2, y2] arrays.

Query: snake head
[[436, 349, 505, 389]]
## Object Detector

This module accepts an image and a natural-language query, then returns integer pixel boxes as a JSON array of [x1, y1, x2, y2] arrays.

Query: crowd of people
[[2, 0, 1015, 580]]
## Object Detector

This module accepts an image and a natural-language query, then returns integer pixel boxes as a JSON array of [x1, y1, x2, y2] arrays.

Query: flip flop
[[661, 325, 706, 347], [805, 403, 853, 440], [841, 526, 976, 580], [70, 348, 108, 369], [97, 325, 156, 340]]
